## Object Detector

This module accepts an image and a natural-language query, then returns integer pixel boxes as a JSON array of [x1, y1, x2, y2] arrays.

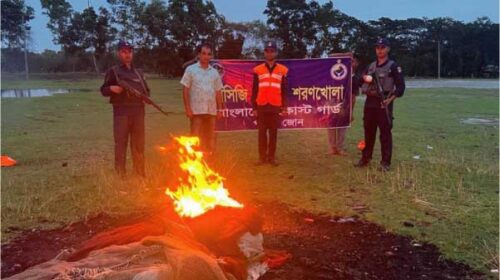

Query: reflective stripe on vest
[[259, 82, 281, 88], [253, 63, 288, 106]]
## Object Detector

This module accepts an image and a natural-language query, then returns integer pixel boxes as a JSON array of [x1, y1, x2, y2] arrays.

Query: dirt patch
[[259, 202, 485, 280], [1, 202, 485, 279]]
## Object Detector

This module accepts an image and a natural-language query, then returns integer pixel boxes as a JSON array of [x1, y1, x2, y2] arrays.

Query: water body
[[460, 118, 498, 126], [1, 88, 90, 98]]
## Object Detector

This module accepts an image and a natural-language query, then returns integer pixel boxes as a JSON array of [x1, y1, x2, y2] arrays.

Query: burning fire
[[165, 136, 243, 218]]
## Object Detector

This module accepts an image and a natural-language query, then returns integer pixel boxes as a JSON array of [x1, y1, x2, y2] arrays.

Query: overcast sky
[[27, 0, 499, 52]]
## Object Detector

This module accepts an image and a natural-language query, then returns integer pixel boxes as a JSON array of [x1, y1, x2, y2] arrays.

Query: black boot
[[378, 163, 390, 172], [354, 159, 369, 168], [268, 157, 280, 166]]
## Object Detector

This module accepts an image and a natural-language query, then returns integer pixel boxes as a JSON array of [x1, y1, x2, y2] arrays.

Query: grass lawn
[[1, 78, 498, 273]]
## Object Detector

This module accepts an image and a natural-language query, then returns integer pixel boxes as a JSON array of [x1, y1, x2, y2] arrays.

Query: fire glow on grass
[[165, 136, 243, 218]]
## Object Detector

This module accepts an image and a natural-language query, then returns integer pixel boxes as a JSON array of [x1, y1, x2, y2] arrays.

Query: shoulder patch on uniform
[[397, 66, 402, 73]]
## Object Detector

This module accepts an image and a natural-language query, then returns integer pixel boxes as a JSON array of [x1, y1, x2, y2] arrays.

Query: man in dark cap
[[252, 41, 289, 166], [355, 38, 406, 171], [100, 41, 150, 177]]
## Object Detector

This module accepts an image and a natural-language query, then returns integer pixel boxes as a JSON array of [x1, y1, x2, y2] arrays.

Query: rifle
[[112, 67, 171, 116], [370, 72, 392, 126]]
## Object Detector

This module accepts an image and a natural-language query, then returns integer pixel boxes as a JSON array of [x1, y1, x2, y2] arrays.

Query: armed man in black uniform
[[100, 41, 150, 177], [355, 38, 405, 171]]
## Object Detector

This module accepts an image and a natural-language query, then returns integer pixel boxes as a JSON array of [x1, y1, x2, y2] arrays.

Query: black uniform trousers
[[113, 107, 145, 176], [362, 107, 393, 165], [257, 108, 280, 161]]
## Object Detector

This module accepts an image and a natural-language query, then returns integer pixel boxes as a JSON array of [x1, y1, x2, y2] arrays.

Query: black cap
[[117, 40, 133, 50], [264, 41, 277, 51], [375, 38, 390, 47]]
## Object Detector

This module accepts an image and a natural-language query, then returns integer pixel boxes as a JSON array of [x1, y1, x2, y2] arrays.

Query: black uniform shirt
[[364, 60, 405, 109], [100, 64, 151, 115]]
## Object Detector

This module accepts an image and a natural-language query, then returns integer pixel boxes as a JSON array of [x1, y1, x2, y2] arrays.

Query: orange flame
[[165, 136, 243, 218]]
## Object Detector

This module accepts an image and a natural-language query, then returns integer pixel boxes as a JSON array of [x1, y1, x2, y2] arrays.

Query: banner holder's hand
[[279, 107, 288, 117], [216, 108, 223, 119]]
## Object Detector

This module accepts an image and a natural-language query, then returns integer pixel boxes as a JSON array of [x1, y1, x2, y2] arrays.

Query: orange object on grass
[[264, 250, 292, 268], [1, 156, 17, 167], [357, 140, 366, 151]]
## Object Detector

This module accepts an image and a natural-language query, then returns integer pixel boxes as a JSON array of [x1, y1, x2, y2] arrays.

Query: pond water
[[460, 118, 498, 126], [1, 88, 90, 98]]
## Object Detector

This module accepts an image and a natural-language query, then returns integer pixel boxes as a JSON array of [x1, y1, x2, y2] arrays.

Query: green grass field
[[1, 78, 498, 273]]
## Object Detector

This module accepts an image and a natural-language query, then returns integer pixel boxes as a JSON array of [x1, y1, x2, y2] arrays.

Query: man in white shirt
[[180, 43, 223, 155]]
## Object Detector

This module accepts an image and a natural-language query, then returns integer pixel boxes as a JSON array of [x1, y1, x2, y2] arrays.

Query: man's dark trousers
[[257, 109, 280, 161], [362, 107, 393, 165], [190, 114, 216, 154], [113, 107, 145, 176]]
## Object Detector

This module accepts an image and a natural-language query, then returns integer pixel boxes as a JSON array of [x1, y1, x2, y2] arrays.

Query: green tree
[[41, 1, 116, 72], [79, 7, 117, 72], [2, 0, 34, 79], [264, 0, 319, 58], [217, 31, 244, 59], [1, 0, 34, 49], [6, 0, 497, 78], [167, 0, 225, 63], [140, 0, 169, 46], [308, 2, 369, 57], [107, 0, 146, 44], [40, 0, 72, 45], [138, 0, 181, 76], [222, 20, 271, 59], [95, 8, 117, 62]]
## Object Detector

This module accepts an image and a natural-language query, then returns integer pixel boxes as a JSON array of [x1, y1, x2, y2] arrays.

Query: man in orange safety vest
[[251, 41, 289, 166]]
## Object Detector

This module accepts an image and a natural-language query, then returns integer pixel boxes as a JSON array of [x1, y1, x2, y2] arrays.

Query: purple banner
[[213, 54, 352, 131]]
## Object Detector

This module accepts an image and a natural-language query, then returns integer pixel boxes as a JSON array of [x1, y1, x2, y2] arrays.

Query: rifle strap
[[133, 68, 149, 96], [111, 66, 121, 84], [111, 66, 148, 100], [111, 66, 130, 97]]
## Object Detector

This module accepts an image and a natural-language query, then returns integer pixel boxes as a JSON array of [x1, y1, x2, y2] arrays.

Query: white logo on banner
[[330, 59, 348, 81]]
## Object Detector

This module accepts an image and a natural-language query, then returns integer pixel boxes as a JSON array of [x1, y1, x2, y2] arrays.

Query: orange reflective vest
[[253, 63, 288, 106]]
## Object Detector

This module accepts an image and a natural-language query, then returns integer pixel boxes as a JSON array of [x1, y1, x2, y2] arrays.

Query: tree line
[[2, 0, 498, 78]]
